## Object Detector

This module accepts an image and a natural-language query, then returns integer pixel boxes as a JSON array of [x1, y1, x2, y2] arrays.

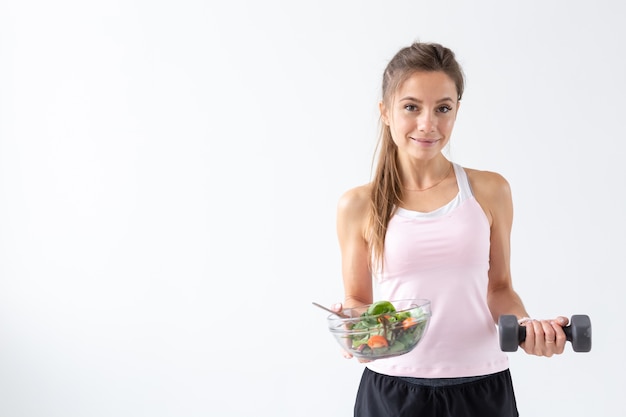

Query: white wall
[[1, 1, 623, 416]]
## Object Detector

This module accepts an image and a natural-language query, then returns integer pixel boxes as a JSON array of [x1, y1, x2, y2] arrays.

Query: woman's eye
[[438, 105, 452, 113], [404, 105, 419, 112]]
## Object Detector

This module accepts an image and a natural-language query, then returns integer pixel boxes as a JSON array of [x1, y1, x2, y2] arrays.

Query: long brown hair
[[368, 42, 465, 269]]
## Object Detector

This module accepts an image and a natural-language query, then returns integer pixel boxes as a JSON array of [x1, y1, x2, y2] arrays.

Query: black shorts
[[354, 368, 519, 417]]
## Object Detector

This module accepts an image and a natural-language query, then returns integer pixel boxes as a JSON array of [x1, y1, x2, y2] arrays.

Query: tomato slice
[[367, 335, 389, 349], [402, 317, 418, 329]]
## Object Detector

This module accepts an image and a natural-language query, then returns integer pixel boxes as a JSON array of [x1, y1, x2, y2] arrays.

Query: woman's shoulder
[[463, 167, 510, 190], [337, 183, 372, 217], [463, 166, 512, 205]]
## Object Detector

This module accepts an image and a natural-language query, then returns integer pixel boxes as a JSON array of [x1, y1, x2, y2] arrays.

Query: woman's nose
[[418, 112, 435, 132]]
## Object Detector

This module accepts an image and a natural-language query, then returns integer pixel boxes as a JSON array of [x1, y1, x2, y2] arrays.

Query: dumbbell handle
[[515, 322, 574, 343]]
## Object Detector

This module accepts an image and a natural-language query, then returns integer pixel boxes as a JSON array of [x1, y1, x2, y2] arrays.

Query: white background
[[1, 1, 624, 416]]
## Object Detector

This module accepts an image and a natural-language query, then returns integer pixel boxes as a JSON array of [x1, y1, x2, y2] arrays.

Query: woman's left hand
[[519, 317, 569, 357]]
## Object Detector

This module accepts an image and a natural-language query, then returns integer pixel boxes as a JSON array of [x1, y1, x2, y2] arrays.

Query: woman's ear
[[379, 101, 389, 126]]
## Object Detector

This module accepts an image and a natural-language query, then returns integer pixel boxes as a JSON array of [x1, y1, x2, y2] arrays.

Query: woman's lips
[[411, 137, 440, 144]]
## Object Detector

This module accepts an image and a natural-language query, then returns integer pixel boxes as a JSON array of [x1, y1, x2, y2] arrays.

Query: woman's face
[[380, 71, 460, 161]]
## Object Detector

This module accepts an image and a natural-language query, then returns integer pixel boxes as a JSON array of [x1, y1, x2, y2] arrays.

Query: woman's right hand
[[331, 303, 354, 359], [332, 302, 372, 363]]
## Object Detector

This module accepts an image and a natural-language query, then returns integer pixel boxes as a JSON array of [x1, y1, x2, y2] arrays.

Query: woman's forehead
[[396, 71, 458, 97]]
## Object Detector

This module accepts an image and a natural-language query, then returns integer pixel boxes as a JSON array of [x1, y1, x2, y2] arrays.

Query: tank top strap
[[453, 163, 474, 200]]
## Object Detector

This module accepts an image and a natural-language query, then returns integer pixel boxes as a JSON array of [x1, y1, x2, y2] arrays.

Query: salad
[[345, 300, 429, 357]]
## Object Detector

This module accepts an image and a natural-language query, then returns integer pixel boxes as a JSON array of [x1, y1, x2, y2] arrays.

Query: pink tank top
[[366, 163, 509, 378]]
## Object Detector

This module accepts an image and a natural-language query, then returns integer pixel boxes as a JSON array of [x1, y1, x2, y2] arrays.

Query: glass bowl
[[327, 299, 431, 360]]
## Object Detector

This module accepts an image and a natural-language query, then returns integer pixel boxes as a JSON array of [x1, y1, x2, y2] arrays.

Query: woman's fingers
[[521, 318, 568, 357], [551, 316, 568, 354], [330, 302, 354, 359]]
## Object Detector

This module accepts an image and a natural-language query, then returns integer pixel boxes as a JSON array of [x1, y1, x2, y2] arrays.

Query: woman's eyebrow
[[400, 96, 454, 103], [399, 96, 455, 103]]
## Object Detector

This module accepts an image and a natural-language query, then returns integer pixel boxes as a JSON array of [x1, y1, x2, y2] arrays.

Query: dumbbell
[[498, 315, 592, 352]]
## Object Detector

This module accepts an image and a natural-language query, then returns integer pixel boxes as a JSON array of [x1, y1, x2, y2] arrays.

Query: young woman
[[334, 42, 568, 417]]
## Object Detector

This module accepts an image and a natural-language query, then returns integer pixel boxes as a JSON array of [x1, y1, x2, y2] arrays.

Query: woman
[[334, 42, 568, 417]]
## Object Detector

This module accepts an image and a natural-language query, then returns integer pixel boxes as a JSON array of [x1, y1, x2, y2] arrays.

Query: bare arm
[[470, 170, 528, 322], [470, 169, 567, 356], [336, 185, 374, 310]]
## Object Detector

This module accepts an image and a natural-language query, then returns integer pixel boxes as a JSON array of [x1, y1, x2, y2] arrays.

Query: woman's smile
[[411, 137, 441, 144]]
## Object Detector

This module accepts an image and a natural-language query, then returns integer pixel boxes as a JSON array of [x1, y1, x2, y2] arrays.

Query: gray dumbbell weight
[[498, 315, 592, 352]]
